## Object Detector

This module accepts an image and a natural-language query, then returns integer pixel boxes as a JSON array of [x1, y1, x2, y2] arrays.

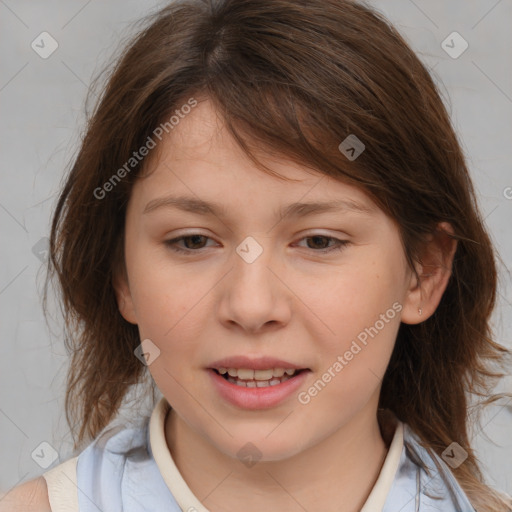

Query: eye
[[296, 235, 349, 253], [294, 235, 350, 253], [164, 234, 214, 254], [164, 233, 349, 255]]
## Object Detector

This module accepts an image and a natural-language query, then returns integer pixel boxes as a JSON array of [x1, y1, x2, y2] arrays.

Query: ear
[[401, 222, 458, 324], [112, 267, 138, 325]]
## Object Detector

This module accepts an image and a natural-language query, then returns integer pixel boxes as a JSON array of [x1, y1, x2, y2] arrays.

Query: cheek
[[127, 257, 215, 362], [301, 276, 401, 422], [126, 244, 203, 321], [308, 256, 403, 381], [319, 258, 401, 333]]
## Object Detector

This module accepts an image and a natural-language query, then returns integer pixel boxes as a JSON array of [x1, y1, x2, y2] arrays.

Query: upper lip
[[208, 355, 308, 371]]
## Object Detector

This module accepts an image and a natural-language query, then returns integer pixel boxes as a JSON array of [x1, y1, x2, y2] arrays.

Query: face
[[114, 98, 423, 462]]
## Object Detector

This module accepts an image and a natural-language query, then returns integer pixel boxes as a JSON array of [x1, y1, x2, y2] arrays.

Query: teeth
[[239, 369, 256, 380], [218, 367, 298, 379], [227, 375, 292, 387]]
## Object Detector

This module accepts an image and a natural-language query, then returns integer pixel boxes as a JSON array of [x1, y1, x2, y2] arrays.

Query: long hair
[[44, 0, 511, 509]]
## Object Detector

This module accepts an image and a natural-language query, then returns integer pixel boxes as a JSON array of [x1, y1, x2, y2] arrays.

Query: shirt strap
[[42, 456, 79, 512]]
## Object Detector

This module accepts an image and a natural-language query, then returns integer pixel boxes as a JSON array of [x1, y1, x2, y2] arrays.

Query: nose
[[218, 238, 291, 334]]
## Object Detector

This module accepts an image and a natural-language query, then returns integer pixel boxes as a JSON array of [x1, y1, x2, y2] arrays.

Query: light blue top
[[73, 398, 478, 512]]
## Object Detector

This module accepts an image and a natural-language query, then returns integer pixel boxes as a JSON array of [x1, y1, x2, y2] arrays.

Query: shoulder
[[0, 477, 51, 512]]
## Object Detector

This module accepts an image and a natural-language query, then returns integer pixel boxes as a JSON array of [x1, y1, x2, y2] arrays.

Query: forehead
[[134, 98, 377, 215]]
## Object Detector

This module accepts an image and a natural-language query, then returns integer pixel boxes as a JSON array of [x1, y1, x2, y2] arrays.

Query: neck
[[165, 399, 393, 512]]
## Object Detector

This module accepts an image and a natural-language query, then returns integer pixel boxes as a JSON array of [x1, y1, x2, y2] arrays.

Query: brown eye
[[297, 235, 349, 253], [164, 234, 213, 254]]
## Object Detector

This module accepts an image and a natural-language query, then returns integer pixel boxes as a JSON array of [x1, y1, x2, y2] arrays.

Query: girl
[[4, 0, 511, 510]]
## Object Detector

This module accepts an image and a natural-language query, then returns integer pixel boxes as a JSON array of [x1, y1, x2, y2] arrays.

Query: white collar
[[149, 396, 404, 512]]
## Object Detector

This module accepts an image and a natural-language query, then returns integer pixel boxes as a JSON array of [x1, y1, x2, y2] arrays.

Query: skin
[[0, 477, 51, 512], [114, 98, 457, 512]]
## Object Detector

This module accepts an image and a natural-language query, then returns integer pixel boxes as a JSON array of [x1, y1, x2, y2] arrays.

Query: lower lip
[[208, 369, 310, 410]]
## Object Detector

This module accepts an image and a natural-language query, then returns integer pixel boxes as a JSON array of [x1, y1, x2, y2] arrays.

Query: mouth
[[211, 367, 309, 388], [208, 365, 311, 409]]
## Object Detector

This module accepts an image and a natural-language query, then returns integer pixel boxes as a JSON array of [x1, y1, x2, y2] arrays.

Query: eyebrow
[[142, 194, 375, 219]]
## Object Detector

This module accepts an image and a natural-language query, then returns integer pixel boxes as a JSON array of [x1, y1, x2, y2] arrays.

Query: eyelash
[[164, 234, 350, 255]]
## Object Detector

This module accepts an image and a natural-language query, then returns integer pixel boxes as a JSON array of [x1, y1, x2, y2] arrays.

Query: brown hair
[[44, 0, 512, 509]]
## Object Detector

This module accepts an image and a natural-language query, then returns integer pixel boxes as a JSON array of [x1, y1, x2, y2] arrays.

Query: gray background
[[1, 0, 511, 498]]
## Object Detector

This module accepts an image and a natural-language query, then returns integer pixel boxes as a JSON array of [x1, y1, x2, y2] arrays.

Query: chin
[[213, 432, 308, 465]]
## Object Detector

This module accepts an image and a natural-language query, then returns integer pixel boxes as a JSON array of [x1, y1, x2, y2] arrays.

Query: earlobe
[[401, 222, 457, 325], [112, 270, 138, 325]]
